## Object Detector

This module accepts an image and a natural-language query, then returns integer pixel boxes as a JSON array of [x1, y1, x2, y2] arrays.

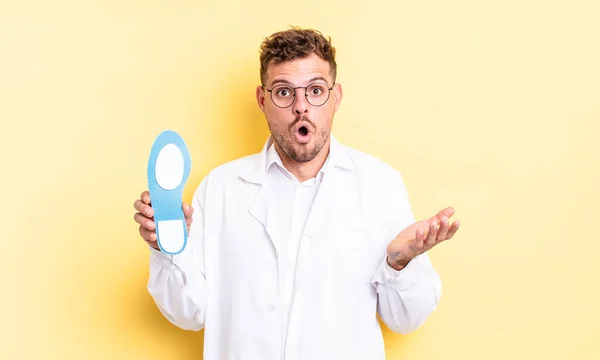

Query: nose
[[292, 90, 309, 114]]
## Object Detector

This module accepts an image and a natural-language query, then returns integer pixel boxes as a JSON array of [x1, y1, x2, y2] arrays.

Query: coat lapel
[[247, 181, 279, 255], [240, 137, 279, 255]]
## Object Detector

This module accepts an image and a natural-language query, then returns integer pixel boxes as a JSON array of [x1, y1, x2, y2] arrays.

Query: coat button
[[268, 303, 277, 312]]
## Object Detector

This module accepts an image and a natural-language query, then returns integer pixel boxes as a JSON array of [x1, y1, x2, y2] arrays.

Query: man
[[133, 27, 460, 360]]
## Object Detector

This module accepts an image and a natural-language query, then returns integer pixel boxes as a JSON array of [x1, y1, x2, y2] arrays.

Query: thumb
[[183, 202, 194, 217]]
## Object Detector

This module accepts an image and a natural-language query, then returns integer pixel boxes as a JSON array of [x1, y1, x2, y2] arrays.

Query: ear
[[332, 83, 343, 113], [256, 85, 266, 114]]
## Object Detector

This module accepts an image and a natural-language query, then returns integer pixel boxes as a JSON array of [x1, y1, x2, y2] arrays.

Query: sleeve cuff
[[373, 254, 422, 288], [384, 257, 405, 278]]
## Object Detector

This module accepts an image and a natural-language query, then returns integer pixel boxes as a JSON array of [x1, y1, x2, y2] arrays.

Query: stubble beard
[[269, 116, 330, 163]]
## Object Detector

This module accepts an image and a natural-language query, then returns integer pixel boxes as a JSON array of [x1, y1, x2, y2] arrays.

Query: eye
[[308, 84, 326, 96], [275, 87, 293, 97]]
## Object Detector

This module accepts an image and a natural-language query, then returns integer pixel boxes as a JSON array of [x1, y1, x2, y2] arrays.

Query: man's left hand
[[386, 207, 460, 270]]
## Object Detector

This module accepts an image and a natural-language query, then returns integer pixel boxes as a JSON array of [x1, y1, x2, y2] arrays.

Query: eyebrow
[[269, 76, 330, 87]]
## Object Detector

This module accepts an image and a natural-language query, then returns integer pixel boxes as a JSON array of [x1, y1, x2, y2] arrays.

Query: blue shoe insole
[[147, 130, 192, 255]]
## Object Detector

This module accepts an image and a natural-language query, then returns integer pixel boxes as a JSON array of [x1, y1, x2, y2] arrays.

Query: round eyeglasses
[[263, 82, 334, 108]]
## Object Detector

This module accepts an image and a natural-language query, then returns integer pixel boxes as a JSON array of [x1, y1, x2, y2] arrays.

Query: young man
[[133, 27, 460, 360]]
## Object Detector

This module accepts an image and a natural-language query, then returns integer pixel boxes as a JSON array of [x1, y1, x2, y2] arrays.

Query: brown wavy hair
[[259, 27, 337, 86]]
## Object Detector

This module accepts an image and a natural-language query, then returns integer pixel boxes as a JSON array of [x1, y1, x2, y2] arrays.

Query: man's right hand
[[133, 191, 194, 250]]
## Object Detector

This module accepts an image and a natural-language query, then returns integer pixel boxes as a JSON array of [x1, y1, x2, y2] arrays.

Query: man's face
[[256, 53, 342, 163]]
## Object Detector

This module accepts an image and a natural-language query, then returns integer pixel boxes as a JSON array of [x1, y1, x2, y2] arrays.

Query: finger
[[143, 238, 160, 250], [445, 220, 461, 240], [134, 199, 141, 211], [134, 200, 154, 217], [139, 226, 157, 242], [134, 213, 155, 230], [414, 227, 425, 250], [141, 191, 151, 205], [436, 217, 449, 241], [425, 221, 438, 246], [433, 207, 455, 222]]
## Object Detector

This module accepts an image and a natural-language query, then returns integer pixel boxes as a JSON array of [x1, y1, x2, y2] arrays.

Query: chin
[[291, 143, 321, 162]]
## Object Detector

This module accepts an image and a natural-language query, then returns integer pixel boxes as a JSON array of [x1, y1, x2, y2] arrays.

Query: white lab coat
[[148, 136, 442, 360]]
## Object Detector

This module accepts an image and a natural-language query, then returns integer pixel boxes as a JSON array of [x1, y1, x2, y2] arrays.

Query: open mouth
[[298, 126, 308, 136], [294, 123, 312, 143]]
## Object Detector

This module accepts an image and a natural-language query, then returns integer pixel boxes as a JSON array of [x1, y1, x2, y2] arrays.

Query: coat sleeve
[[146, 177, 208, 331], [372, 171, 442, 334]]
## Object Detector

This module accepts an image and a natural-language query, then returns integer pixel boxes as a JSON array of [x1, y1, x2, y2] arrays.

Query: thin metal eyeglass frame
[[262, 83, 335, 108]]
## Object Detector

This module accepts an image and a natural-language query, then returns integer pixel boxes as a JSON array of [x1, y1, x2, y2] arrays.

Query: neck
[[275, 138, 331, 183]]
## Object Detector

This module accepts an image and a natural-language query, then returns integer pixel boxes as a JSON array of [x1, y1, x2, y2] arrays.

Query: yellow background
[[1, 0, 598, 359]]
